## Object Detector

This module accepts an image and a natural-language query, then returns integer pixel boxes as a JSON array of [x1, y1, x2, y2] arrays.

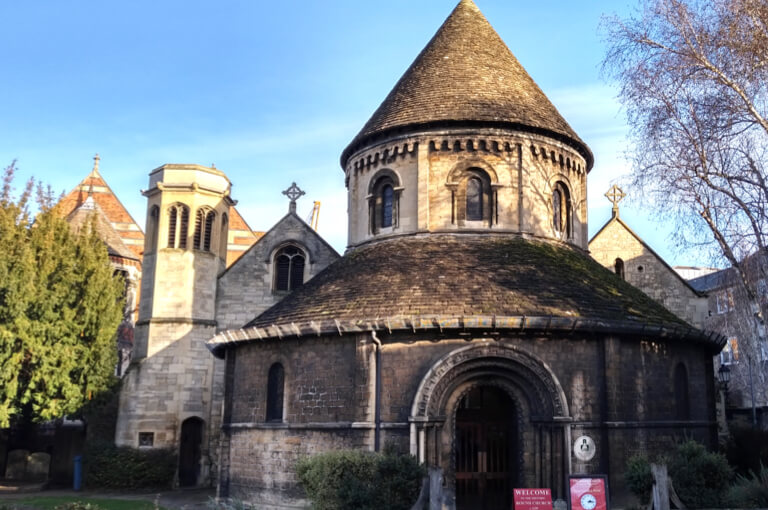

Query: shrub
[[296, 449, 425, 510], [726, 426, 768, 476], [624, 454, 653, 505], [668, 441, 732, 509], [83, 440, 176, 489], [54, 503, 107, 510], [725, 464, 768, 509]]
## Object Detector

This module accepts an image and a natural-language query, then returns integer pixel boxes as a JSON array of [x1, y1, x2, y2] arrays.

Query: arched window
[[167, 204, 189, 249], [147, 205, 159, 253], [615, 258, 625, 280], [552, 182, 571, 239], [369, 171, 401, 234], [266, 363, 285, 422], [448, 167, 493, 226], [466, 177, 483, 221], [193, 208, 216, 252], [674, 362, 690, 420], [274, 245, 305, 292]]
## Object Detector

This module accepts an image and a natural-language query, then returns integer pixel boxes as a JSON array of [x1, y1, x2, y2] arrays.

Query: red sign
[[569, 477, 608, 510], [513, 488, 552, 510]]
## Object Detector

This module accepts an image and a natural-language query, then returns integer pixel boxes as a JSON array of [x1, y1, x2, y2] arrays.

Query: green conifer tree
[[0, 162, 124, 427]]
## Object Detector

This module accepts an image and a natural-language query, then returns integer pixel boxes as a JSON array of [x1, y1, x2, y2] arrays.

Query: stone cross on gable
[[282, 182, 305, 213], [605, 184, 626, 218]]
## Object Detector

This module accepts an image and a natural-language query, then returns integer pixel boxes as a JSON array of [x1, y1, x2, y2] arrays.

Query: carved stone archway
[[409, 342, 572, 507]]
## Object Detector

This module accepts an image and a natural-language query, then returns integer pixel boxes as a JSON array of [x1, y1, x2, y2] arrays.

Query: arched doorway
[[455, 386, 516, 510], [179, 417, 203, 487]]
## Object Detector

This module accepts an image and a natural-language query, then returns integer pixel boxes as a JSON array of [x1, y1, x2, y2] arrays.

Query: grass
[[4, 496, 169, 510]]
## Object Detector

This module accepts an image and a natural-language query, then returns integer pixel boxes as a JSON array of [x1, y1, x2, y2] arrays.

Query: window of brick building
[[720, 337, 739, 365], [138, 432, 154, 447], [615, 258, 625, 280], [266, 363, 285, 422], [369, 170, 401, 234]]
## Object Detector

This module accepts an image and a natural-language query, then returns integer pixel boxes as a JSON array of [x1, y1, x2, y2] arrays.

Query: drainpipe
[[371, 330, 382, 452]]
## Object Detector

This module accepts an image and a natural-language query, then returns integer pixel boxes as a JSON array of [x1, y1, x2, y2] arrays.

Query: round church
[[208, 1, 724, 508]]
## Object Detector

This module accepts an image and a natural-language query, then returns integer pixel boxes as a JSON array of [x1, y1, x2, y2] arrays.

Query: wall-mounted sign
[[513, 488, 552, 510], [568, 475, 608, 510], [573, 435, 596, 462]]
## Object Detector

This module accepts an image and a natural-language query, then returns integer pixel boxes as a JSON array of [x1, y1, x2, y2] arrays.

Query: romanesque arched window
[[552, 182, 571, 239], [449, 167, 494, 226], [147, 205, 159, 253], [274, 245, 306, 292], [193, 208, 216, 252], [266, 362, 285, 422], [369, 170, 401, 234], [674, 362, 690, 420], [615, 258, 625, 280], [167, 204, 189, 249]]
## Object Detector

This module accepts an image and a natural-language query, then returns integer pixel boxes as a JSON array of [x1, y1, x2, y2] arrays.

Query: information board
[[568, 475, 608, 510], [513, 488, 552, 510]]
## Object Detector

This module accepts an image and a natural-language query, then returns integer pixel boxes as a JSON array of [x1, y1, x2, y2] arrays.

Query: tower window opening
[[369, 171, 401, 234], [552, 182, 571, 239], [193, 208, 217, 252], [382, 184, 394, 228], [147, 205, 159, 253], [167, 204, 190, 249], [274, 245, 306, 292]]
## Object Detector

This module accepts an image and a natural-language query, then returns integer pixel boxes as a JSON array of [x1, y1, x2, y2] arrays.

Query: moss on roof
[[248, 235, 684, 329]]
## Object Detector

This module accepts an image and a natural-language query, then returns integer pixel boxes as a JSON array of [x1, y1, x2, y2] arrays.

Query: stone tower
[[116, 164, 234, 487]]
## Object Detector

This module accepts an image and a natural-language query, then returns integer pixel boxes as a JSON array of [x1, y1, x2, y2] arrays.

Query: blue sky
[[0, 0, 715, 267]]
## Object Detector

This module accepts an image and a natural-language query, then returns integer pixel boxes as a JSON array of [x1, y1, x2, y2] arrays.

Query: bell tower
[[116, 164, 234, 487]]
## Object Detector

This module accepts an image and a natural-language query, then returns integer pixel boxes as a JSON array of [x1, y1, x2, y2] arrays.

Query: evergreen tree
[[0, 161, 124, 427]]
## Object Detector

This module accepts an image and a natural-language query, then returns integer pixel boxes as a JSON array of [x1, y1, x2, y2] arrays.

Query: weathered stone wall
[[589, 218, 708, 327], [345, 129, 588, 250], [215, 213, 339, 332], [221, 332, 717, 508]]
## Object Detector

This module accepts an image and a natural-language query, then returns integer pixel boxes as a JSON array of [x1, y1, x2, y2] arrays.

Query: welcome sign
[[513, 488, 552, 510]]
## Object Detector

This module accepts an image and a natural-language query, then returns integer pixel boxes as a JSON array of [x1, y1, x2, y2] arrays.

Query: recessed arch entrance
[[410, 343, 571, 509], [179, 417, 204, 487]]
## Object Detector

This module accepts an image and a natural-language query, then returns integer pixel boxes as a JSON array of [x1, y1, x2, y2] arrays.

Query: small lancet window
[[615, 258, 625, 280], [167, 204, 189, 249], [466, 177, 483, 221], [552, 182, 571, 239], [674, 362, 690, 420], [274, 245, 306, 292], [266, 363, 285, 422], [147, 205, 159, 253]]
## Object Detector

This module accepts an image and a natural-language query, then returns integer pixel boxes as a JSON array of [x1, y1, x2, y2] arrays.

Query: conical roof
[[341, 0, 592, 168]]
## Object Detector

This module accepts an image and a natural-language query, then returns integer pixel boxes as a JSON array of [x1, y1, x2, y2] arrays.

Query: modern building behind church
[[53, 1, 728, 508]]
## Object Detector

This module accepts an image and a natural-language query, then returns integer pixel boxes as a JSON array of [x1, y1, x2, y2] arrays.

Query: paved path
[[0, 487, 215, 510]]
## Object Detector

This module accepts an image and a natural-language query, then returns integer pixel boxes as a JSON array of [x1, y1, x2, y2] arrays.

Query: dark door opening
[[179, 417, 203, 487], [455, 386, 516, 510]]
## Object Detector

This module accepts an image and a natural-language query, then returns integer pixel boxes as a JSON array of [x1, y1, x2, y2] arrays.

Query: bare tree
[[602, 0, 768, 380]]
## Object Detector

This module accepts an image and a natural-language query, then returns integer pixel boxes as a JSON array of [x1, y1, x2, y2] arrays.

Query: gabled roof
[[58, 157, 145, 258], [65, 196, 139, 262], [208, 235, 725, 357], [341, 0, 592, 168], [589, 214, 704, 297], [225, 206, 264, 267]]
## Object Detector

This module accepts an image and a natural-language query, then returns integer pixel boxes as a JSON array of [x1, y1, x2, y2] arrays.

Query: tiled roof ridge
[[341, 0, 591, 168]]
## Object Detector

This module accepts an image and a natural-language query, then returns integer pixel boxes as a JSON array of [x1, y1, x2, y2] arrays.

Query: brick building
[[206, 1, 726, 509]]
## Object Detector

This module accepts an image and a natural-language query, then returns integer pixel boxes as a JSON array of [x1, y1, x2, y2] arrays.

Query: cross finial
[[282, 182, 305, 213], [90, 153, 101, 177], [605, 185, 626, 218]]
